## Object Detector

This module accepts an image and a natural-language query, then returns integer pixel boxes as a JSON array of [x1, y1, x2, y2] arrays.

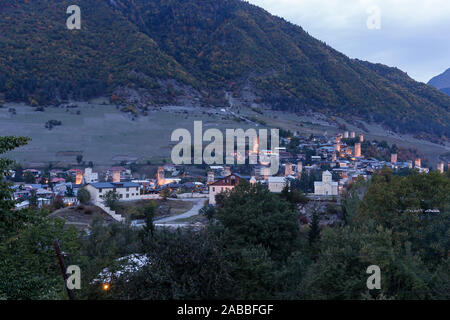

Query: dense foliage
[[0, 136, 80, 299], [79, 172, 449, 300], [1, 136, 449, 299]]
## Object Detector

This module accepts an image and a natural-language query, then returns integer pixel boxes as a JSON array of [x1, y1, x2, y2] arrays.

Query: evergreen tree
[[308, 210, 321, 247]]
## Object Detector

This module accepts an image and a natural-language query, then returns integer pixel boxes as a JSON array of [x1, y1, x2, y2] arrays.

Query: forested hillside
[[0, 0, 449, 139]]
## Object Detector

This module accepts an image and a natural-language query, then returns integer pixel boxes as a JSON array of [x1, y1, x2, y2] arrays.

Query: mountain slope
[[0, 0, 449, 139], [0, 0, 195, 103], [429, 68, 450, 95]]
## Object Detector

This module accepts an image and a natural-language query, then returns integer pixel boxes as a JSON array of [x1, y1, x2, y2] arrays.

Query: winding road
[[153, 197, 206, 224]]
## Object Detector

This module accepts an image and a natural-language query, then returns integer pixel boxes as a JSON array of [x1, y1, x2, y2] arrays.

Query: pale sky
[[248, 0, 450, 83]]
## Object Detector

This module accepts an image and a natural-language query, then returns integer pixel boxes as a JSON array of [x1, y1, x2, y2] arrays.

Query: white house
[[84, 168, 99, 184], [209, 174, 244, 205], [268, 176, 289, 193], [314, 171, 338, 196], [85, 182, 141, 204]]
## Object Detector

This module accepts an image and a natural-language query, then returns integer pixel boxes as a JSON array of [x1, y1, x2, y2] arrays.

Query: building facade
[[209, 174, 243, 205], [85, 182, 141, 204], [268, 176, 289, 193], [314, 171, 338, 196]]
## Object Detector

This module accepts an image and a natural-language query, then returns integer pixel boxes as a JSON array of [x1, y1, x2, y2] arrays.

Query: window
[[120, 194, 123, 198], [126, 188, 129, 192], [99, 188, 102, 193], [212, 187, 215, 192], [136, 187, 138, 191]]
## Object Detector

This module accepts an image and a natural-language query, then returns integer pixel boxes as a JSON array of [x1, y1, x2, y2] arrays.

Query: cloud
[[248, 0, 450, 82]]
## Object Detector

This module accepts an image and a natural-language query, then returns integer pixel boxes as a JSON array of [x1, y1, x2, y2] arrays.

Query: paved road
[[153, 197, 206, 224]]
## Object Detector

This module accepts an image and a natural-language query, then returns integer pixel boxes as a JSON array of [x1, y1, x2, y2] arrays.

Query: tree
[[160, 188, 170, 201], [214, 184, 300, 262], [308, 210, 321, 247], [104, 190, 120, 210], [82, 228, 233, 300], [13, 164, 23, 182], [24, 172, 36, 184], [200, 204, 216, 221], [29, 190, 38, 209], [0, 136, 81, 299], [0, 136, 31, 236], [280, 183, 308, 210], [139, 202, 156, 240], [65, 186, 75, 197], [77, 188, 91, 204]]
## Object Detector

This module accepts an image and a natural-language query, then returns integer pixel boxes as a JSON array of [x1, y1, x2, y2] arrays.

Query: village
[[7, 130, 449, 229]]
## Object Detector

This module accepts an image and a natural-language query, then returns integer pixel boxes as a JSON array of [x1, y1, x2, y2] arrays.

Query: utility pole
[[53, 239, 76, 300]]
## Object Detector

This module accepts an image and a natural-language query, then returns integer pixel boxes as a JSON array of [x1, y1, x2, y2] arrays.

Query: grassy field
[[114, 199, 194, 220], [1, 100, 448, 168], [0, 101, 255, 166]]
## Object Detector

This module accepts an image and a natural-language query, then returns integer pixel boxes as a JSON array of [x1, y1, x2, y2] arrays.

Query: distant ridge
[[428, 68, 450, 96]]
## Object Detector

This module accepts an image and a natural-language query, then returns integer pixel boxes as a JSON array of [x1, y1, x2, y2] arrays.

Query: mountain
[[428, 68, 450, 96], [1, 0, 449, 139]]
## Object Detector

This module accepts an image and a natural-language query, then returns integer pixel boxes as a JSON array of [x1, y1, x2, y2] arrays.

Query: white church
[[314, 171, 338, 196]]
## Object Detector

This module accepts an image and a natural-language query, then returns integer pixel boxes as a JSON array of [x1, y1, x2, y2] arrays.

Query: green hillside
[[0, 0, 449, 139], [0, 0, 193, 103]]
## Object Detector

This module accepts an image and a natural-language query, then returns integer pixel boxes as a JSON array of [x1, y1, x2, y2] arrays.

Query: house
[[268, 176, 289, 193], [23, 169, 41, 177], [209, 174, 244, 205], [106, 167, 131, 182], [63, 196, 78, 206], [85, 182, 141, 204], [314, 171, 338, 196], [37, 198, 52, 208], [84, 168, 99, 184], [51, 177, 66, 184]]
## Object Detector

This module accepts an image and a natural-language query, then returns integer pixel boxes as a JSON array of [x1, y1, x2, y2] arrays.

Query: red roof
[[210, 174, 242, 187]]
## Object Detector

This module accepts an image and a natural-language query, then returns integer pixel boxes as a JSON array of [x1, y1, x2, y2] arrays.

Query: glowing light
[[102, 283, 110, 291]]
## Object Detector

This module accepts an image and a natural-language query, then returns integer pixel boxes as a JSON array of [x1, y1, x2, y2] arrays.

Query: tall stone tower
[[391, 153, 398, 164], [284, 163, 293, 176], [157, 167, 165, 186], [297, 162, 303, 176], [75, 170, 83, 185], [335, 141, 341, 153], [332, 152, 337, 162], [207, 171, 215, 184], [222, 166, 231, 177], [354, 143, 361, 157], [359, 133, 364, 142], [415, 158, 421, 168], [112, 170, 120, 183]]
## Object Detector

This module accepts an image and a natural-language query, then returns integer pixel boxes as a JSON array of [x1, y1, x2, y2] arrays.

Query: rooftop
[[89, 182, 140, 189]]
